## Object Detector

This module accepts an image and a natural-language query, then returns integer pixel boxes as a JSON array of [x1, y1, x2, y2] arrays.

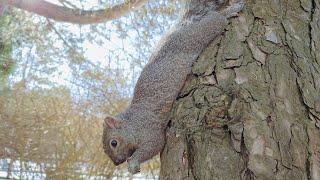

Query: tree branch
[[0, 0, 148, 24], [0, 3, 6, 15]]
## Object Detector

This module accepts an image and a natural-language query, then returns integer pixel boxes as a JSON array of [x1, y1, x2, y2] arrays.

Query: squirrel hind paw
[[221, 1, 245, 18]]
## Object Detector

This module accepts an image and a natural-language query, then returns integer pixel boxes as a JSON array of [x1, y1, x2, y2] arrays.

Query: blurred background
[[0, 0, 182, 179]]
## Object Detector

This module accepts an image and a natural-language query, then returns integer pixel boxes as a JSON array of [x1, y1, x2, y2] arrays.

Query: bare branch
[[0, 0, 148, 24], [0, 3, 6, 15]]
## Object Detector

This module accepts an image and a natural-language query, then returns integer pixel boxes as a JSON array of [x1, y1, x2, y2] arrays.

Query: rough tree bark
[[160, 0, 320, 179]]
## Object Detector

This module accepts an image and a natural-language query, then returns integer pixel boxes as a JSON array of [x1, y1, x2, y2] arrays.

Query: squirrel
[[103, 0, 244, 174]]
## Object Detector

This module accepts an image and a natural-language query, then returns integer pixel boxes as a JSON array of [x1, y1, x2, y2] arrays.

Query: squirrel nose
[[113, 158, 125, 166], [114, 160, 121, 165]]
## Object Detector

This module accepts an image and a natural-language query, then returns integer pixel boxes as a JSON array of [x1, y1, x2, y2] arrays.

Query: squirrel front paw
[[127, 158, 140, 174]]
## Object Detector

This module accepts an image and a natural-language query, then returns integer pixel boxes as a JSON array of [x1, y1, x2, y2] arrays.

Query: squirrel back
[[103, 0, 244, 174], [132, 10, 229, 116]]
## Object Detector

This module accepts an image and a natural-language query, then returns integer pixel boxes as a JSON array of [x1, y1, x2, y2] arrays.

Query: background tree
[[0, 0, 179, 178], [1, 0, 319, 179]]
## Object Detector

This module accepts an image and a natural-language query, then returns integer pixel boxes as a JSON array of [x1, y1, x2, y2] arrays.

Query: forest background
[[0, 0, 181, 179]]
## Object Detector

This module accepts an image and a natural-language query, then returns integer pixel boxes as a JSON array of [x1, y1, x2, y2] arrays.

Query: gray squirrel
[[103, 0, 244, 174]]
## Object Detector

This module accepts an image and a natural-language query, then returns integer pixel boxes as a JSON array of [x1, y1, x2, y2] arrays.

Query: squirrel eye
[[110, 140, 118, 148]]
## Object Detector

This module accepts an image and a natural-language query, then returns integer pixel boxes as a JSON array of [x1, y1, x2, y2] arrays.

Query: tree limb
[[0, 0, 148, 24], [0, 3, 6, 15]]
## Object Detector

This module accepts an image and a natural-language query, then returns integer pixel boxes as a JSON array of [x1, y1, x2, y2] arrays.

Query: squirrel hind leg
[[215, 0, 227, 6], [220, 1, 244, 18]]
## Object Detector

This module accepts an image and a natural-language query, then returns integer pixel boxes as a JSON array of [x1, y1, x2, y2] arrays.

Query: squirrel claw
[[128, 159, 140, 174], [221, 1, 244, 18]]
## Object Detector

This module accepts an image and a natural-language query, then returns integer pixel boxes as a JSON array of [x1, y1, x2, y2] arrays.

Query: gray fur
[[103, 1, 244, 174]]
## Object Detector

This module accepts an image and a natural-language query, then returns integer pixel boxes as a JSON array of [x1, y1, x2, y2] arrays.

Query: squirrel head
[[102, 116, 136, 166]]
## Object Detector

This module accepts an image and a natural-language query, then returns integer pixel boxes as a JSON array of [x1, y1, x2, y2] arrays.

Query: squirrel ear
[[104, 117, 120, 129]]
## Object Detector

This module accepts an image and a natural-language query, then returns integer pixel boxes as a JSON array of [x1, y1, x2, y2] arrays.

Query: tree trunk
[[6, 159, 12, 179], [160, 0, 320, 179]]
